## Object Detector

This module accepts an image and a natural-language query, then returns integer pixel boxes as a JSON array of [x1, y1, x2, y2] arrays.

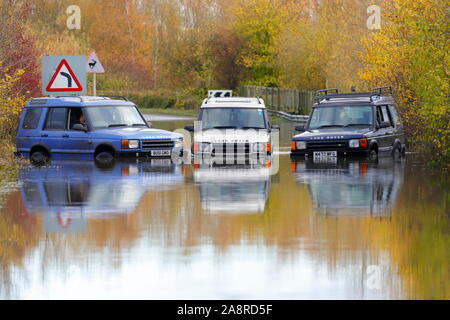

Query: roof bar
[[314, 92, 373, 102], [98, 95, 129, 101], [371, 86, 392, 95], [316, 88, 339, 97], [54, 96, 84, 102]]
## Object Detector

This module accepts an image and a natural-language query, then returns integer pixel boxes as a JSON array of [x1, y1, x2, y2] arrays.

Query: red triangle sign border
[[46, 59, 83, 92]]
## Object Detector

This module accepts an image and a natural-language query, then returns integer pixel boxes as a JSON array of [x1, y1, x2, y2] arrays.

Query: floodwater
[[0, 117, 448, 300]]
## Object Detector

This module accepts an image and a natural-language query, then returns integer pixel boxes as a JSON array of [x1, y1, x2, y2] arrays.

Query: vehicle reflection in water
[[0, 153, 448, 299], [292, 158, 404, 217], [192, 162, 271, 215], [19, 159, 184, 233]]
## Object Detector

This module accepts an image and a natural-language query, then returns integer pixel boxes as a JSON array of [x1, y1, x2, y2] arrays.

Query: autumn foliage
[[0, 0, 448, 162]]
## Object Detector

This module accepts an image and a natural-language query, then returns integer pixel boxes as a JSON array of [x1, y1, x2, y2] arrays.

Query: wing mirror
[[73, 124, 88, 132], [295, 126, 306, 132], [184, 125, 194, 132]]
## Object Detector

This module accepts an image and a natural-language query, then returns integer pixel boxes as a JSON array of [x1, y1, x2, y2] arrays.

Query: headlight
[[174, 139, 183, 148], [128, 140, 139, 149], [296, 141, 307, 150], [349, 139, 360, 148], [121, 139, 140, 149], [253, 142, 266, 152]]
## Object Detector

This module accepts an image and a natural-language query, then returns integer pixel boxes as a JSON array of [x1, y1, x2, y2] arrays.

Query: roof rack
[[98, 95, 129, 101], [316, 88, 339, 97], [371, 86, 392, 95], [314, 86, 393, 103]]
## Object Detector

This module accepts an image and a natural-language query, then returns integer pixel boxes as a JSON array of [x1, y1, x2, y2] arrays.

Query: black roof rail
[[314, 92, 374, 103], [316, 88, 339, 97], [98, 95, 129, 101], [371, 86, 392, 96]]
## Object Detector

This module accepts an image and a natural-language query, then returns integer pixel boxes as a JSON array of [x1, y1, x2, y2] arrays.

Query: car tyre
[[30, 150, 49, 166]]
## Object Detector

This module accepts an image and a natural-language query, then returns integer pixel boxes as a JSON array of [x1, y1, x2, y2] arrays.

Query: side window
[[388, 105, 403, 128], [68, 107, 85, 130], [376, 106, 383, 125], [380, 106, 393, 127], [44, 108, 68, 130], [22, 108, 42, 129]]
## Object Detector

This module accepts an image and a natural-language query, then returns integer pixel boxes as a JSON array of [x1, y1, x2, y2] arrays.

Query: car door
[[388, 105, 405, 145], [16, 107, 44, 153], [380, 105, 395, 151], [41, 107, 68, 154], [375, 106, 393, 152], [60, 107, 91, 154]]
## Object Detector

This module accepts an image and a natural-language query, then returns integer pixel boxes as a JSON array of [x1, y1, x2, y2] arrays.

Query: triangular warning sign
[[46, 59, 83, 92], [86, 52, 105, 73]]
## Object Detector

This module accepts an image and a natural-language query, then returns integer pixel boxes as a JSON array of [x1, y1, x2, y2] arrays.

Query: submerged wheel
[[30, 149, 49, 166]]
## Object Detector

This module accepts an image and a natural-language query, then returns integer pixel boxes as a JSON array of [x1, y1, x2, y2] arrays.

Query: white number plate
[[151, 150, 171, 157], [313, 151, 337, 158]]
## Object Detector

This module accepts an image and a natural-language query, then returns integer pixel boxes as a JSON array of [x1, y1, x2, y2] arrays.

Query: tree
[[360, 0, 449, 164], [0, 0, 40, 96]]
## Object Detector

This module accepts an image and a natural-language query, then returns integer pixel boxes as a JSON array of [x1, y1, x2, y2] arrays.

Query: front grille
[[142, 140, 175, 149], [307, 140, 347, 150], [212, 143, 251, 154]]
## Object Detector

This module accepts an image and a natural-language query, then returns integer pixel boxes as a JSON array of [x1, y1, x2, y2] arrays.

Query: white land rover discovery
[[184, 97, 279, 163]]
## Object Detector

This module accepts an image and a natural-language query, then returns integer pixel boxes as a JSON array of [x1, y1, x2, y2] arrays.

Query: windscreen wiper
[[212, 126, 238, 129], [343, 124, 371, 127], [132, 123, 147, 127], [108, 124, 128, 128], [240, 126, 265, 129], [315, 125, 344, 129]]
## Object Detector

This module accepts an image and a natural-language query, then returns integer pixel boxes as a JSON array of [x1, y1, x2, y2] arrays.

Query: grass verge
[[0, 140, 21, 182]]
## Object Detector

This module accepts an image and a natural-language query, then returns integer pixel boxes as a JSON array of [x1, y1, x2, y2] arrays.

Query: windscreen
[[200, 108, 267, 130], [85, 106, 147, 129], [308, 106, 373, 130]]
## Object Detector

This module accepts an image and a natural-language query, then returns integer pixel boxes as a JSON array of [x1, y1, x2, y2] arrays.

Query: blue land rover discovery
[[291, 87, 406, 160], [16, 96, 183, 163]]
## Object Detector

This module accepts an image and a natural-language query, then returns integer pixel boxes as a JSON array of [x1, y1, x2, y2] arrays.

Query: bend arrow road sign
[[42, 56, 87, 95], [46, 59, 83, 92]]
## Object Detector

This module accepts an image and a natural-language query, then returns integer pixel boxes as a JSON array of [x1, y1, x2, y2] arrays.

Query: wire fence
[[240, 85, 315, 115]]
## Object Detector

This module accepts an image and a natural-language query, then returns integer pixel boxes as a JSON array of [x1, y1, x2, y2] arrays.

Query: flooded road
[[0, 118, 448, 300]]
